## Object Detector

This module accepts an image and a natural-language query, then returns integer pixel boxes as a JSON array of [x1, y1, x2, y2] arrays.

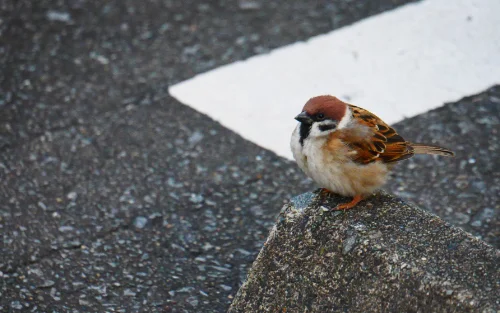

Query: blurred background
[[1, 0, 498, 311]]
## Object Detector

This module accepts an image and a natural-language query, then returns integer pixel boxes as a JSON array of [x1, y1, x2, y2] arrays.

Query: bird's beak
[[295, 111, 313, 124]]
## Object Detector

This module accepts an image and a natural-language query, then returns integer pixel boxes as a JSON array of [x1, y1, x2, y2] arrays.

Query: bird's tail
[[410, 143, 455, 157]]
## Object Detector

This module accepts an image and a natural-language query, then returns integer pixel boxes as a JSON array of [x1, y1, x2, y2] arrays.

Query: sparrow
[[290, 95, 454, 211]]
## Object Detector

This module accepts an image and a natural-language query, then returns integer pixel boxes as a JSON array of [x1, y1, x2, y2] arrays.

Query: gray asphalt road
[[1, 0, 498, 312]]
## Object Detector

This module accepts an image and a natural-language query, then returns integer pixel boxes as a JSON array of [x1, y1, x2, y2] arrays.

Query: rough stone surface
[[229, 190, 500, 312]]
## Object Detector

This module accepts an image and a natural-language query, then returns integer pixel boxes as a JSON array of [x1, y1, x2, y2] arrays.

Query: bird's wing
[[341, 105, 414, 164]]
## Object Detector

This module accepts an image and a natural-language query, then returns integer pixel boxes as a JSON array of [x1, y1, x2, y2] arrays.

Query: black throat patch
[[299, 123, 312, 146]]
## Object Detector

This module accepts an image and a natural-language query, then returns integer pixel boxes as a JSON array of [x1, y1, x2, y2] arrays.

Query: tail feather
[[410, 143, 455, 157]]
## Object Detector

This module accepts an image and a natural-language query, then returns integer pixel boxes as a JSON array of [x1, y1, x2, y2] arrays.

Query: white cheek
[[308, 124, 325, 137], [309, 122, 336, 137]]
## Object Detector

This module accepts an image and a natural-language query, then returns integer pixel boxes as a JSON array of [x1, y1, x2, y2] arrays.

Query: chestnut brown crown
[[301, 95, 347, 122]]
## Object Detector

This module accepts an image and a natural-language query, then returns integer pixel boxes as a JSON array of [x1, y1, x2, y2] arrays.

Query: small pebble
[[188, 131, 204, 146], [343, 234, 357, 254], [454, 212, 470, 225], [10, 301, 23, 310], [67, 191, 78, 201], [176, 286, 195, 293], [46, 11, 72, 23], [143, 195, 154, 204], [220, 284, 232, 291], [123, 289, 137, 297], [58, 226, 74, 232], [238, 0, 261, 10], [38, 280, 55, 288], [133, 216, 148, 229], [186, 296, 199, 307], [189, 194, 204, 204]]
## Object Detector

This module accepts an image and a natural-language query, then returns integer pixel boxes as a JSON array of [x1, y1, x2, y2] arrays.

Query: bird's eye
[[317, 113, 325, 120]]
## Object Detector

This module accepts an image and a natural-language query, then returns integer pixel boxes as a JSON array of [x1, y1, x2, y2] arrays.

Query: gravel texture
[[0, 97, 313, 311], [229, 190, 500, 312]]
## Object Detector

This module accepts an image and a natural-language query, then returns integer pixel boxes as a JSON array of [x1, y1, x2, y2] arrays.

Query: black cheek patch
[[319, 123, 337, 132]]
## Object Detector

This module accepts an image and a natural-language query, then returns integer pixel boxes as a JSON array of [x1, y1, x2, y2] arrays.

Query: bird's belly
[[302, 141, 389, 197]]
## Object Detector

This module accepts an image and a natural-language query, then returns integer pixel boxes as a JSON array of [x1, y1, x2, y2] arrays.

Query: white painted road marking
[[170, 0, 500, 159]]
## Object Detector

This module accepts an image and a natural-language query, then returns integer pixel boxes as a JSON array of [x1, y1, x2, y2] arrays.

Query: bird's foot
[[332, 194, 364, 211]]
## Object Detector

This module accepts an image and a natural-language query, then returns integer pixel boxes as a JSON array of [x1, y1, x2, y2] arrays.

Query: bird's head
[[295, 95, 350, 141]]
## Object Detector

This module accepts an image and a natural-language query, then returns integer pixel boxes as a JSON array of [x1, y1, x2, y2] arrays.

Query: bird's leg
[[333, 194, 364, 211]]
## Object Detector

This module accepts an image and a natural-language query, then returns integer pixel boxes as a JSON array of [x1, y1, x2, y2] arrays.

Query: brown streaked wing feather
[[345, 105, 414, 164]]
